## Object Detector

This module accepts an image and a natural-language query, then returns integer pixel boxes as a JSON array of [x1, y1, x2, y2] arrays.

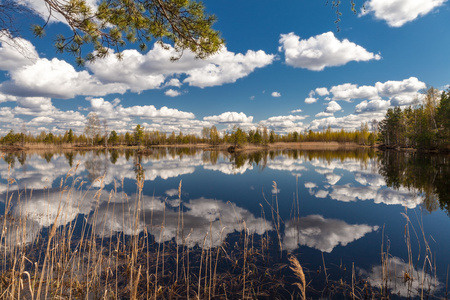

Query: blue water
[[1, 148, 449, 297]]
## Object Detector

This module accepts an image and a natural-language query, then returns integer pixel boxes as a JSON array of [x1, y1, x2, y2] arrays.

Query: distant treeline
[[1, 87, 448, 150], [1, 108, 376, 147], [1, 124, 376, 148]]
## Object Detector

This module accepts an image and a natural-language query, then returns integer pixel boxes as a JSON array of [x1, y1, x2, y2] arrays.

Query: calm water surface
[[1, 148, 449, 298]]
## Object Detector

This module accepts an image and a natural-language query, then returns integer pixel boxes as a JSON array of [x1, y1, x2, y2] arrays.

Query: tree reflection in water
[[378, 151, 450, 215]]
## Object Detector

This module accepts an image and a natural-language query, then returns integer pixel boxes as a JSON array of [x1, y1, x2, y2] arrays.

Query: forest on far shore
[[1, 88, 449, 151]]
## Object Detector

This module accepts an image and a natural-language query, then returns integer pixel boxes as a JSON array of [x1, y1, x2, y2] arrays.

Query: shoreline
[[2, 141, 448, 154], [3, 142, 448, 153], [0, 142, 371, 153]]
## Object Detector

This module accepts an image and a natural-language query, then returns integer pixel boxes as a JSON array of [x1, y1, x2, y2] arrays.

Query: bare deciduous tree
[[84, 112, 101, 145]]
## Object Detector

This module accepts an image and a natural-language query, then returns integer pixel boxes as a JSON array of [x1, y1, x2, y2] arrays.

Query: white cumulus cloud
[[315, 112, 334, 117], [325, 101, 342, 113], [355, 99, 390, 113], [184, 48, 275, 88], [315, 87, 329, 96], [305, 97, 318, 104], [260, 115, 306, 133], [265, 115, 306, 122], [28, 116, 54, 125], [375, 77, 426, 97], [361, 0, 446, 27], [88, 97, 195, 121], [308, 111, 386, 131], [0, 37, 39, 70], [330, 77, 425, 111], [271, 91, 281, 97], [203, 112, 253, 124], [305, 90, 318, 103], [279, 32, 381, 71], [0, 56, 127, 98], [19, 0, 99, 25], [165, 89, 181, 97], [0, 37, 274, 99], [301, 77, 426, 132], [331, 84, 379, 102]]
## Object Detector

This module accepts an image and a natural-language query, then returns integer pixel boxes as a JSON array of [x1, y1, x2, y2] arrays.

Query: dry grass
[[0, 172, 295, 299], [289, 255, 306, 299], [268, 142, 361, 150]]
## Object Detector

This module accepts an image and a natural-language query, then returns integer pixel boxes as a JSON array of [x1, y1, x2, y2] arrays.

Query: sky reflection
[[0, 149, 442, 255]]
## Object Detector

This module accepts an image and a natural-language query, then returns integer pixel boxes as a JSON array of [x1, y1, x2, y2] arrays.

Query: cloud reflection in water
[[359, 256, 441, 297], [92, 195, 272, 248], [283, 215, 379, 253]]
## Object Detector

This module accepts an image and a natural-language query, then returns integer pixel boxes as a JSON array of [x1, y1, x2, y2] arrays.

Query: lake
[[1, 148, 449, 298]]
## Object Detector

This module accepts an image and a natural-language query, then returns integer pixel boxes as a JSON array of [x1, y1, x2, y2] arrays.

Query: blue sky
[[1, 0, 449, 136]]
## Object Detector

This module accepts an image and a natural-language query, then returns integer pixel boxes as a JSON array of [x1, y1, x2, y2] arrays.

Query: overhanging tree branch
[[1, 0, 223, 65]]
